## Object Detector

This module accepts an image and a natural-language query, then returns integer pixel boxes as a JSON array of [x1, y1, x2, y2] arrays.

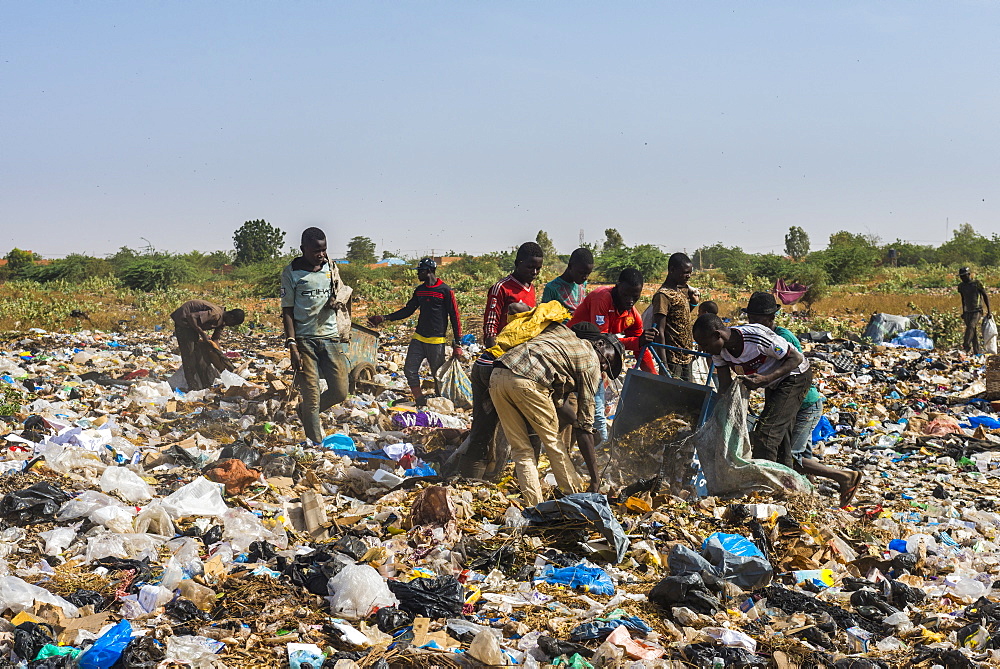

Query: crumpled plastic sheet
[[689, 384, 813, 498], [522, 492, 631, 563]]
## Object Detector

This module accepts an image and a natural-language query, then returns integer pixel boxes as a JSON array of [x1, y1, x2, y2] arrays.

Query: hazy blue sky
[[3, 1, 998, 259]]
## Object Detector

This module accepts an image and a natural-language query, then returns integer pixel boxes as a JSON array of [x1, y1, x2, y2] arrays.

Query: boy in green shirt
[[541, 248, 594, 313], [281, 227, 354, 445]]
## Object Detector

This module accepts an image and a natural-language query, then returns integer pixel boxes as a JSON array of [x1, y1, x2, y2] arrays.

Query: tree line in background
[[3, 219, 1000, 300]]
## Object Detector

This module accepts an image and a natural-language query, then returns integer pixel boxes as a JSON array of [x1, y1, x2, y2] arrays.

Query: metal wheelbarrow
[[601, 342, 717, 496]]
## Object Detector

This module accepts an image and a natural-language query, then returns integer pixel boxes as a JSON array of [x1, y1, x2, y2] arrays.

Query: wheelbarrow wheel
[[349, 362, 376, 394]]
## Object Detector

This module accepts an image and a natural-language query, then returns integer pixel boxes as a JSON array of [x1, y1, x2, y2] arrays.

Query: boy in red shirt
[[568, 268, 655, 443], [456, 242, 544, 478]]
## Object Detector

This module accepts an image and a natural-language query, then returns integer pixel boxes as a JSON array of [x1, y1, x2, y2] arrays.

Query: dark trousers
[[667, 361, 692, 382], [457, 363, 498, 477], [403, 339, 447, 389], [751, 370, 812, 468], [175, 327, 217, 391], [963, 310, 983, 355], [296, 337, 350, 444]]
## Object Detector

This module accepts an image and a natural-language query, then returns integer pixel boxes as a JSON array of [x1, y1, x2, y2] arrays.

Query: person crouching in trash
[[488, 321, 624, 506], [743, 292, 862, 507], [693, 311, 865, 505], [170, 300, 245, 391]]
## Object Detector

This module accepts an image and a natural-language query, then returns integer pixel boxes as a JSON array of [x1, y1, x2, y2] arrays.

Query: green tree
[[789, 262, 829, 309], [602, 228, 625, 252], [937, 223, 988, 266], [809, 231, 879, 284], [596, 244, 668, 282], [535, 230, 557, 258], [3, 248, 41, 279], [233, 219, 285, 265], [27, 254, 113, 283], [693, 243, 751, 283], [346, 236, 377, 264], [118, 253, 195, 292], [784, 226, 810, 260], [882, 240, 938, 267], [750, 254, 793, 282]]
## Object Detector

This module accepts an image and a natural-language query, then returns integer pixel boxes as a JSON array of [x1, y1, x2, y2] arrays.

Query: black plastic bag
[[201, 525, 223, 545], [387, 575, 464, 619], [246, 540, 277, 563], [28, 657, 73, 669], [165, 597, 210, 623], [373, 606, 414, 635], [93, 557, 153, 593], [333, 535, 367, 561], [536, 636, 593, 659], [278, 547, 347, 596], [219, 441, 261, 467], [1, 482, 70, 525], [259, 452, 297, 478], [14, 621, 54, 662], [66, 589, 106, 610], [682, 643, 766, 669], [648, 571, 723, 616], [116, 636, 165, 669]]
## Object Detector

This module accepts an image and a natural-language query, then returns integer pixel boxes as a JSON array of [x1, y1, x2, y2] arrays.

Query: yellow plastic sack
[[487, 301, 571, 358]]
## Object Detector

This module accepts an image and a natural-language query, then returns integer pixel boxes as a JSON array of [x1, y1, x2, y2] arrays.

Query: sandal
[[839, 470, 863, 508]]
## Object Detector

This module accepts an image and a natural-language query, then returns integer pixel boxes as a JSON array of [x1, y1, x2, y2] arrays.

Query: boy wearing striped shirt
[[693, 312, 811, 469]]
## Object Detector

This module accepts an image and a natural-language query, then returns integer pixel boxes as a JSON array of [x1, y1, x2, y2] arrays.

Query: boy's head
[[565, 248, 595, 285], [416, 257, 437, 283], [959, 267, 972, 282], [513, 242, 544, 284], [745, 291, 778, 329], [692, 313, 728, 355], [300, 227, 328, 266], [613, 268, 644, 311], [698, 300, 719, 316], [223, 309, 246, 327], [667, 252, 693, 284]]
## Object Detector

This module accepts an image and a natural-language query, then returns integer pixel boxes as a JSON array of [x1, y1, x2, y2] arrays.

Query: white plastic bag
[[221, 508, 285, 553], [161, 477, 229, 518], [135, 503, 175, 536], [100, 466, 154, 503], [982, 315, 998, 354], [57, 491, 136, 533], [0, 575, 79, 617], [39, 525, 79, 555], [326, 564, 398, 620], [437, 357, 473, 410]]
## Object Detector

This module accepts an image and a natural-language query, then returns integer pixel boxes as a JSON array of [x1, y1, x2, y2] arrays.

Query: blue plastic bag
[[888, 329, 934, 350], [968, 415, 1000, 430], [404, 463, 437, 477], [322, 433, 356, 450], [78, 620, 132, 669], [888, 539, 909, 553], [539, 564, 615, 596], [811, 416, 836, 443], [701, 533, 772, 590]]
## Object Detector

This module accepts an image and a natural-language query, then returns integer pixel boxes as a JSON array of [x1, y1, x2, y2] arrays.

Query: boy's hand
[[289, 347, 302, 372], [640, 328, 657, 345], [741, 373, 770, 390], [508, 301, 531, 315], [453, 346, 464, 359], [688, 287, 701, 304], [368, 315, 385, 326]]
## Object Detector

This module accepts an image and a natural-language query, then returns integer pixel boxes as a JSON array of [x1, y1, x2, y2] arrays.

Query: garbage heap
[[2, 328, 1000, 667]]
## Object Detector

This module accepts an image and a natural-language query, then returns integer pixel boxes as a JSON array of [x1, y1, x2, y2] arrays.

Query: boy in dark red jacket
[[369, 258, 462, 405]]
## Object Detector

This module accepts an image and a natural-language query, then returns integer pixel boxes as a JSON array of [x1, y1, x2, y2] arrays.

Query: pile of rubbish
[[1, 324, 1000, 667]]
